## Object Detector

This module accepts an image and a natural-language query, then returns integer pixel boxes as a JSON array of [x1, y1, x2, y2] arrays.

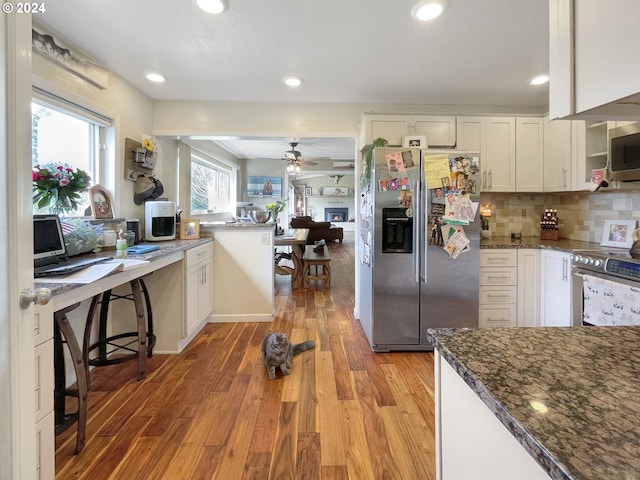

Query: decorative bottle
[[115, 229, 128, 259]]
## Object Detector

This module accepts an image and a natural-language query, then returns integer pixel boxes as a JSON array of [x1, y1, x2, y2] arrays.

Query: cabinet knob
[[19, 288, 52, 310]]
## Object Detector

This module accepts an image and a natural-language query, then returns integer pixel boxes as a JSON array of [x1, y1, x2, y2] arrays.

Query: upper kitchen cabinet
[[549, 0, 640, 120], [544, 117, 572, 191], [515, 117, 545, 192], [456, 116, 486, 151], [483, 117, 516, 192], [361, 114, 456, 147]]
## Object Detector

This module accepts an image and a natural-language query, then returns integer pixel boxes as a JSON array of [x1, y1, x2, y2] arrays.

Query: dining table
[[274, 228, 309, 288]]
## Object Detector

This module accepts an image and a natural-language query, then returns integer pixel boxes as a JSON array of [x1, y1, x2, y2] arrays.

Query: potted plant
[[480, 214, 491, 239]]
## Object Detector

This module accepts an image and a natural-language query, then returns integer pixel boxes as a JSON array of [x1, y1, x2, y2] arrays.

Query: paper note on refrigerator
[[441, 225, 470, 259], [423, 154, 451, 188], [443, 192, 478, 224]]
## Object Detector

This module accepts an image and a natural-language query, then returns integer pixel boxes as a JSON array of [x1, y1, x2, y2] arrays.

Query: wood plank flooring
[[55, 232, 436, 479]]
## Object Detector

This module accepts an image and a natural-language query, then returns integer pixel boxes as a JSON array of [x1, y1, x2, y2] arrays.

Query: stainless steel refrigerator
[[357, 147, 480, 351]]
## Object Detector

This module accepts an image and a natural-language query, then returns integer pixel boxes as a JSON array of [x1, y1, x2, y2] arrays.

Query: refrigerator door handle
[[414, 179, 420, 283]]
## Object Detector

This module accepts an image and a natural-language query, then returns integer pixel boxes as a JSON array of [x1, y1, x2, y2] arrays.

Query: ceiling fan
[[281, 142, 318, 173]]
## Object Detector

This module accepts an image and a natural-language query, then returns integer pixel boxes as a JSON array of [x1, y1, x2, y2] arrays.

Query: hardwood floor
[[55, 232, 437, 479]]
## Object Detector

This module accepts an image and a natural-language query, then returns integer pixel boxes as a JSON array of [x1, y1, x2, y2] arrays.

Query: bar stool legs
[[83, 277, 155, 386], [54, 302, 87, 454]]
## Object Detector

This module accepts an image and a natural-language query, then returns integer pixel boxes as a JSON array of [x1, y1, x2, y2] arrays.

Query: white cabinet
[[540, 250, 572, 327], [517, 249, 540, 327], [483, 117, 516, 192], [184, 242, 213, 337], [571, 120, 607, 190], [435, 353, 552, 480], [549, 0, 640, 119], [544, 118, 572, 191], [515, 117, 545, 192], [479, 250, 517, 327], [34, 302, 54, 480], [456, 116, 485, 151], [362, 114, 456, 147]]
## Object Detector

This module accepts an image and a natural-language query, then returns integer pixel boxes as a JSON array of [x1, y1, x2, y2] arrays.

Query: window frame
[[31, 88, 112, 216], [190, 152, 235, 215]]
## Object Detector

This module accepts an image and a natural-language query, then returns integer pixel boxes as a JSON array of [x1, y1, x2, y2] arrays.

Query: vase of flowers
[[266, 198, 287, 235], [32, 162, 91, 215]]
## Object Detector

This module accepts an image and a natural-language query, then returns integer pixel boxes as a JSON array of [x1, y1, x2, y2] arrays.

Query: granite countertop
[[35, 237, 213, 296], [429, 327, 640, 480], [200, 221, 274, 229], [480, 236, 600, 253]]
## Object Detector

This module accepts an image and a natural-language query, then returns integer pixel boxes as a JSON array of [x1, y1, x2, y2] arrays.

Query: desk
[[274, 229, 309, 289], [34, 238, 212, 464]]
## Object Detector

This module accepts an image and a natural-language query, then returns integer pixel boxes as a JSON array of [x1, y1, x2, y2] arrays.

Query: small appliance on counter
[[126, 219, 140, 245], [540, 209, 559, 240], [145, 200, 176, 241]]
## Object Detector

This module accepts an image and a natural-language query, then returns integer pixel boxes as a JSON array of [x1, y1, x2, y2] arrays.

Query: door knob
[[19, 288, 52, 310]]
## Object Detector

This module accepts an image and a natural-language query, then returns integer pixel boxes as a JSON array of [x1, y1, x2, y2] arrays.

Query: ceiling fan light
[[411, 0, 446, 21], [295, 163, 301, 174], [195, 0, 227, 14]]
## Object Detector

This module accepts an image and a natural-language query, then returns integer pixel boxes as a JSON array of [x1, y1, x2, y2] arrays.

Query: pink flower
[[56, 165, 64, 171], [59, 178, 70, 187]]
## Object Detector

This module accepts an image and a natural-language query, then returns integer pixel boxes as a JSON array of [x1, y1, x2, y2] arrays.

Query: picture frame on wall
[[247, 176, 282, 197], [403, 135, 427, 149], [89, 185, 114, 219], [600, 219, 636, 248], [180, 219, 200, 239], [304, 186, 312, 196]]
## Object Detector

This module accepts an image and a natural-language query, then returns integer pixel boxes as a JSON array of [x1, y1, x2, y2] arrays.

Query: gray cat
[[261, 332, 315, 380]]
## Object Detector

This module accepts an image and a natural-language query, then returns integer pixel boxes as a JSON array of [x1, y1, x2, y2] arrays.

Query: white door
[[1, 14, 39, 480]]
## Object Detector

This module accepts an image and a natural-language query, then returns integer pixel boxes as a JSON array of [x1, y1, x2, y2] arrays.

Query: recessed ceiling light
[[195, 0, 228, 14], [283, 76, 303, 87], [146, 73, 166, 83], [411, 0, 447, 21], [530, 75, 550, 86]]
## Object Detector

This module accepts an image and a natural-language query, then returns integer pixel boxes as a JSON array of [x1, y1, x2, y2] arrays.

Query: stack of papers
[[36, 259, 150, 284]]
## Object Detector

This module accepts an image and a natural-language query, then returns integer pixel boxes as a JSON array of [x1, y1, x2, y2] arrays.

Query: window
[[31, 92, 109, 216], [191, 155, 232, 214]]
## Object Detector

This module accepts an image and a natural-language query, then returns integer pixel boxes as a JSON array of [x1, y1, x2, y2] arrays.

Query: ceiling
[[34, 0, 549, 164]]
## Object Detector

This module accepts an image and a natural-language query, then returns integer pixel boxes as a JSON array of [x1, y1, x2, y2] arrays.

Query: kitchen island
[[429, 327, 640, 480], [200, 222, 276, 322]]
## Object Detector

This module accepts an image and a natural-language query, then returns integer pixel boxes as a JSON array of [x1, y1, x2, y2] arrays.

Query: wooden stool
[[54, 302, 88, 454], [83, 276, 155, 385], [302, 245, 331, 288]]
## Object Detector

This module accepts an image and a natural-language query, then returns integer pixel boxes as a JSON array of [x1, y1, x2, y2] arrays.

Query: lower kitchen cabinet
[[479, 249, 517, 327], [435, 352, 553, 479], [184, 242, 213, 337], [517, 249, 540, 327], [34, 301, 55, 480], [539, 250, 572, 326]]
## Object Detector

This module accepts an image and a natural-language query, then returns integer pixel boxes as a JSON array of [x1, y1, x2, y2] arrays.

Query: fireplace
[[325, 207, 348, 223]]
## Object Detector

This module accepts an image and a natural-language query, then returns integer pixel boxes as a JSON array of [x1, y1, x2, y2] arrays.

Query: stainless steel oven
[[572, 250, 640, 326]]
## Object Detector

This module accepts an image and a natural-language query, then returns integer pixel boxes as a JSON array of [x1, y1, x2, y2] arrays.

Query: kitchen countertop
[[428, 326, 640, 480], [35, 237, 213, 296], [200, 221, 274, 229], [480, 236, 600, 253]]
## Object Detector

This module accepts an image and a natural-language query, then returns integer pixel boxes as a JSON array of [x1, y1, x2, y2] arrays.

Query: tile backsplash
[[481, 189, 640, 242]]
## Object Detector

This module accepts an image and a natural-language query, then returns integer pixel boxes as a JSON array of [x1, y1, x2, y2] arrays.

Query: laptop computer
[[33, 215, 112, 278]]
